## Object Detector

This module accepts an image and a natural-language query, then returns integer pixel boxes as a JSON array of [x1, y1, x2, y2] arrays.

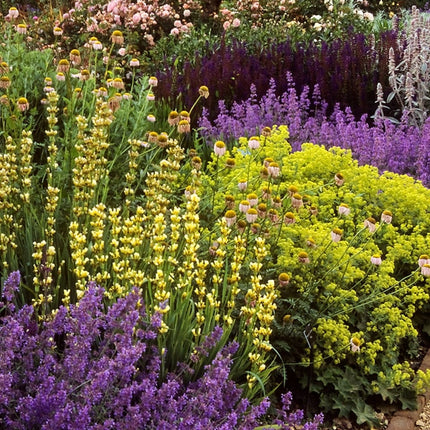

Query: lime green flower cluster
[[199, 125, 430, 424]]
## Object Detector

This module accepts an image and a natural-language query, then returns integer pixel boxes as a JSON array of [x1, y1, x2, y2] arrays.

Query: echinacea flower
[[111, 30, 124, 45], [239, 200, 250, 213], [17, 97, 29, 112], [238, 180, 247, 191], [380, 210, 392, 224], [225, 195, 235, 209], [53, 26, 63, 36], [331, 227, 343, 242], [291, 193, 303, 209], [70, 49, 81, 65], [198, 85, 209, 98], [112, 77, 124, 89], [364, 217, 377, 233], [214, 140, 226, 157], [268, 162, 280, 178], [338, 203, 351, 216], [247, 193, 258, 206], [168, 111, 179, 126], [177, 119, 190, 133], [370, 254, 382, 265], [148, 76, 158, 86], [130, 58, 140, 67], [57, 59, 71, 73], [421, 264, 430, 277], [0, 76, 11, 89], [16, 23, 27, 34], [284, 212, 295, 225], [226, 158, 235, 168], [261, 126, 271, 137], [248, 136, 260, 150], [246, 208, 258, 223], [418, 255, 430, 267], [79, 69, 90, 81], [224, 210, 237, 227], [264, 157, 274, 168], [278, 272, 290, 287], [8, 7, 19, 19], [298, 251, 310, 264], [334, 172, 344, 186], [350, 337, 361, 352]]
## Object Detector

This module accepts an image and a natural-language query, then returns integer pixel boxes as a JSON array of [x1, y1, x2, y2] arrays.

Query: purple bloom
[[0, 278, 323, 429]]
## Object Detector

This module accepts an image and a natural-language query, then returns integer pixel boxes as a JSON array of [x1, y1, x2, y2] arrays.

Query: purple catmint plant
[[198, 74, 430, 187], [0, 272, 323, 430]]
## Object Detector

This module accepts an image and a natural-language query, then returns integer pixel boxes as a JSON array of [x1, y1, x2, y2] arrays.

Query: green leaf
[[351, 399, 379, 425]]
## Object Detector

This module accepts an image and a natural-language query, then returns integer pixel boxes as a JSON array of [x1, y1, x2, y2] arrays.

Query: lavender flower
[[199, 74, 430, 186], [1, 270, 21, 311], [0, 279, 323, 429]]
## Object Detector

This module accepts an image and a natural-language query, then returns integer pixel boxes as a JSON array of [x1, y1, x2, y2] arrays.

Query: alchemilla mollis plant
[[197, 125, 430, 424]]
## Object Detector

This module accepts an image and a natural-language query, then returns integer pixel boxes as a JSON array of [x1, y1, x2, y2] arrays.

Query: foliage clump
[[199, 124, 430, 424]]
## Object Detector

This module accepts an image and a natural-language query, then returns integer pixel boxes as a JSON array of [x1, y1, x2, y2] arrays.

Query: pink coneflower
[[56, 72, 66, 81], [246, 208, 258, 223], [248, 136, 260, 150], [17, 97, 29, 112], [239, 200, 250, 213], [284, 212, 295, 225], [334, 172, 344, 186], [0, 76, 11, 89], [53, 26, 63, 36], [380, 210, 392, 224], [177, 119, 190, 133], [70, 49, 81, 65], [238, 180, 247, 191], [291, 193, 303, 210], [247, 193, 258, 206], [350, 337, 361, 353], [214, 141, 226, 157], [224, 210, 237, 227], [111, 30, 124, 45], [338, 203, 351, 216], [8, 7, 19, 19], [16, 24, 27, 34], [364, 217, 377, 233], [198, 85, 209, 98], [268, 162, 280, 178], [422, 264, 430, 277], [278, 273, 290, 287], [370, 255, 382, 266], [130, 58, 140, 67], [331, 228, 343, 242], [148, 76, 158, 86], [168, 111, 179, 126], [298, 251, 310, 264], [418, 255, 430, 267]]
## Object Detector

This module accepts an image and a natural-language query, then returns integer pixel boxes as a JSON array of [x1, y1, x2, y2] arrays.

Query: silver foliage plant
[[375, 5, 430, 126]]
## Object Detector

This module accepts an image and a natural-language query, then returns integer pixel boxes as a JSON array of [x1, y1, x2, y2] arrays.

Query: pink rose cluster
[[63, 0, 200, 44]]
